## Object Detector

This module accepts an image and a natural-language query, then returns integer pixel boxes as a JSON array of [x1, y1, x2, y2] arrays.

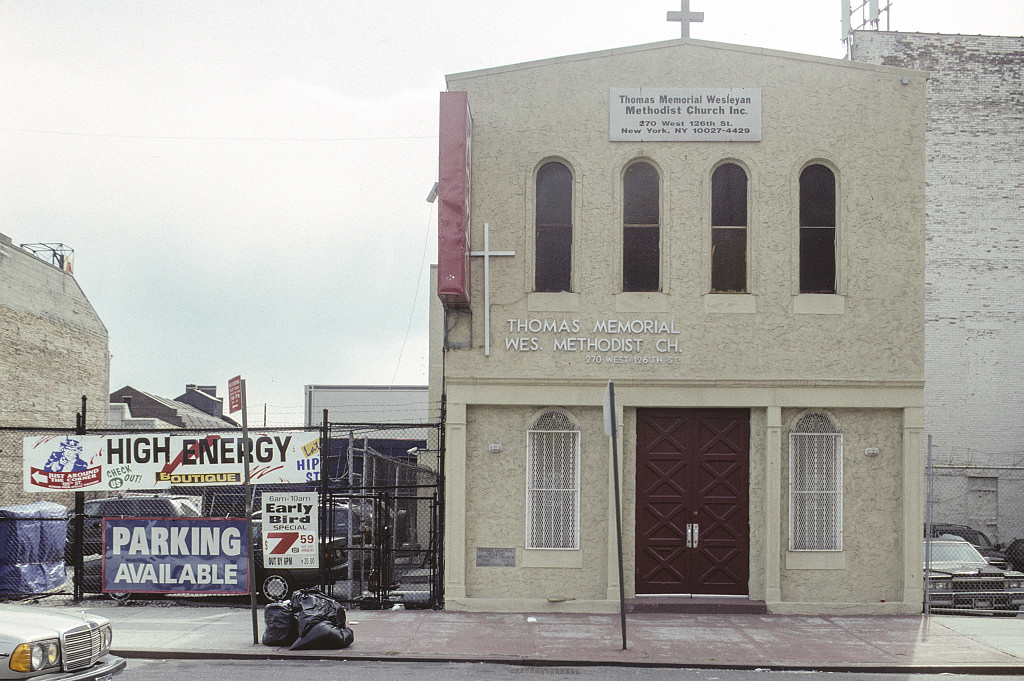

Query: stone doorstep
[[625, 597, 769, 614]]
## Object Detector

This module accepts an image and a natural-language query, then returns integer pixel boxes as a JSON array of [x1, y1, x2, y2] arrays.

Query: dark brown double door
[[635, 409, 750, 595]]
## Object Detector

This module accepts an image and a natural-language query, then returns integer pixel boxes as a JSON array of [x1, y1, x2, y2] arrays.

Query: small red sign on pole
[[228, 375, 242, 414]]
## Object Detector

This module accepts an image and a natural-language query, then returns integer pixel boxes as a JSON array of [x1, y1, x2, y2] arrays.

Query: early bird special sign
[[262, 492, 319, 570], [610, 87, 761, 142]]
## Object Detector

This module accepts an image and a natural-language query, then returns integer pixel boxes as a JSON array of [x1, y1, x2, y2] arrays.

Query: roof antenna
[[842, 0, 892, 57]]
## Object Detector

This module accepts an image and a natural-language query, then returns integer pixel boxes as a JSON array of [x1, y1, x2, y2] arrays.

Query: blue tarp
[[0, 501, 67, 595]]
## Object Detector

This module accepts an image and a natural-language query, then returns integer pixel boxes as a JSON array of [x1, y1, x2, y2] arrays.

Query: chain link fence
[[924, 439, 1024, 616], [1, 420, 443, 610]]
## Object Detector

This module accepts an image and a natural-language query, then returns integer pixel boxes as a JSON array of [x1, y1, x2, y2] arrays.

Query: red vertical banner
[[228, 375, 242, 414], [437, 91, 472, 309]]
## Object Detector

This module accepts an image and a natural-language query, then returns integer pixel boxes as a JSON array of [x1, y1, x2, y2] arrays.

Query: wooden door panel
[[635, 409, 749, 595]]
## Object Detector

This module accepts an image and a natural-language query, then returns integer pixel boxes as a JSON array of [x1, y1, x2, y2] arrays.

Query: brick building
[[0, 233, 109, 502], [851, 31, 1024, 543]]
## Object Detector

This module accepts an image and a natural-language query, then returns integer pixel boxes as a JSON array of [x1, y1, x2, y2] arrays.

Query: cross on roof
[[667, 0, 704, 38]]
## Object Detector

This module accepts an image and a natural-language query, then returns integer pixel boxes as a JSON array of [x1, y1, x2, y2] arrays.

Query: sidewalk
[[57, 603, 1024, 672]]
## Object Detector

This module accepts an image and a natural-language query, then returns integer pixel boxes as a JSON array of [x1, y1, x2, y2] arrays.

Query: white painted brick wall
[[852, 32, 1024, 460]]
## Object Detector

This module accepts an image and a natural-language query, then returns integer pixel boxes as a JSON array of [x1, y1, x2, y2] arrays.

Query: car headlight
[[10, 639, 60, 673], [99, 624, 113, 655], [1008, 579, 1024, 589], [928, 579, 952, 591]]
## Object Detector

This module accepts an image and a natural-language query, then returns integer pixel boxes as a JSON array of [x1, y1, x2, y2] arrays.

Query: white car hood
[[0, 604, 106, 643]]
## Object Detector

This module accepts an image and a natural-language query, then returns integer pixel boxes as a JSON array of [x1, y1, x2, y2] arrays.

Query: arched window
[[789, 412, 843, 551], [535, 161, 573, 292], [527, 410, 580, 550], [623, 162, 660, 292], [711, 163, 748, 293], [799, 164, 837, 294]]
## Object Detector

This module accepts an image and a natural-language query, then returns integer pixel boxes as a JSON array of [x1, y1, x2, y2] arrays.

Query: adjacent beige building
[[429, 39, 927, 614], [0, 233, 109, 504]]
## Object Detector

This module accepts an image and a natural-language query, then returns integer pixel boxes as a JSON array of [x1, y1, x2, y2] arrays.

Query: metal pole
[[72, 396, 87, 602], [320, 410, 329, 594], [240, 380, 259, 645], [924, 434, 933, 616], [608, 382, 627, 649]]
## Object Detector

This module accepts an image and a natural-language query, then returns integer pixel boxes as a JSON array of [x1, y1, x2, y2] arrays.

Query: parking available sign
[[263, 492, 318, 569]]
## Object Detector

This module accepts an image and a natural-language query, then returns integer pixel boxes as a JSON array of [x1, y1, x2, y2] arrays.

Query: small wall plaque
[[476, 547, 516, 567]]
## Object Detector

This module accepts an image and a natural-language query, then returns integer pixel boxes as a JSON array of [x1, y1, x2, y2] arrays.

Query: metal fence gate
[[315, 423, 443, 609], [0, 419, 443, 610]]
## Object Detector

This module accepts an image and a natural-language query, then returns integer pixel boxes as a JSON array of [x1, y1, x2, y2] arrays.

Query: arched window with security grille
[[789, 412, 843, 551], [526, 410, 580, 550]]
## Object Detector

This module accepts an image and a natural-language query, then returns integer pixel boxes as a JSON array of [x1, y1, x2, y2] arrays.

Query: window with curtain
[[623, 162, 660, 292], [711, 162, 748, 293], [799, 164, 837, 294], [535, 161, 573, 292]]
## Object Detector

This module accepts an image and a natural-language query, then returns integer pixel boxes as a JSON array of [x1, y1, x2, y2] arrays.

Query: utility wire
[[389, 187, 436, 388], [0, 126, 435, 142]]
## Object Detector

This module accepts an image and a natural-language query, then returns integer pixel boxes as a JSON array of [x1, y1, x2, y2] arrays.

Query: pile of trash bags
[[262, 588, 355, 650]]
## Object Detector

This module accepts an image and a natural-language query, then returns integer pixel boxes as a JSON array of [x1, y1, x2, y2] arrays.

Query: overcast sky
[[2, 0, 1022, 426]]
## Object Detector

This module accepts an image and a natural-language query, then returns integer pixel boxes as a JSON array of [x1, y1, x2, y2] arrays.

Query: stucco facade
[[429, 39, 927, 614]]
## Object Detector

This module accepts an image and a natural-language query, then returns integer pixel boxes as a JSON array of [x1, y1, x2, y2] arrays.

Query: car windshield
[[935, 526, 993, 548], [926, 540, 987, 565]]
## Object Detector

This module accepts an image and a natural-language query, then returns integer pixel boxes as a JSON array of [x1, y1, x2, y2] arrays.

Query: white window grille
[[527, 410, 580, 550], [789, 413, 843, 551]]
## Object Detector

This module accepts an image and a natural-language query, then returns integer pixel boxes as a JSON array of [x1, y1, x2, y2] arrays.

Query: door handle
[[686, 523, 700, 548]]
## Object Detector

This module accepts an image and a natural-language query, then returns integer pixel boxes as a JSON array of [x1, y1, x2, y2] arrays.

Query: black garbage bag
[[261, 601, 297, 647], [287, 588, 353, 650], [291, 587, 346, 634], [290, 621, 355, 651]]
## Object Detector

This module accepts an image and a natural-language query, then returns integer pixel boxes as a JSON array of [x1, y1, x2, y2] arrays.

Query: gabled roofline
[[445, 37, 927, 87]]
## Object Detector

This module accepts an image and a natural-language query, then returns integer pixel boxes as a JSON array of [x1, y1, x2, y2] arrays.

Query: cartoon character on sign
[[42, 437, 89, 473]]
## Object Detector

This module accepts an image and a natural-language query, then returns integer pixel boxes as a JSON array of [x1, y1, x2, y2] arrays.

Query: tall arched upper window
[[623, 161, 660, 292], [789, 412, 843, 551], [711, 163, 748, 293], [535, 161, 573, 292], [799, 164, 837, 294]]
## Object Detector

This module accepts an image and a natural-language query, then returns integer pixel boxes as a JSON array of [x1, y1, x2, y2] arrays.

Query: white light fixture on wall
[[488, 443, 503, 453], [865, 447, 880, 457]]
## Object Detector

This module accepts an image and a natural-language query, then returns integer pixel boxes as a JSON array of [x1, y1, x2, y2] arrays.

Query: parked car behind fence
[[925, 522, 1009, 569], [924, 537, 1024, 616]]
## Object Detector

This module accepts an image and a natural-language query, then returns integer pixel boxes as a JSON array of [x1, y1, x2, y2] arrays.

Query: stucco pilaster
[[764, 406, 782, 603], [901, 406, 924, 611], [606, 397, 625, 601], [444, 400, 468, 599]]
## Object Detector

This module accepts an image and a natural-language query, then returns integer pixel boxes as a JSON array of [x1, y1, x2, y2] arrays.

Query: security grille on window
[[527, 410, 580, 549], [789, 412, 843, 550]]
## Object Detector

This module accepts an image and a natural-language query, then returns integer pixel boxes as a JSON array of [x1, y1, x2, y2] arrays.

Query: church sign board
[[610, 87, 761, 142]]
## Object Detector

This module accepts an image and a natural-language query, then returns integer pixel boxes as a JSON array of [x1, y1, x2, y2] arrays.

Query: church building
[[428, 36, 927, 614]]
